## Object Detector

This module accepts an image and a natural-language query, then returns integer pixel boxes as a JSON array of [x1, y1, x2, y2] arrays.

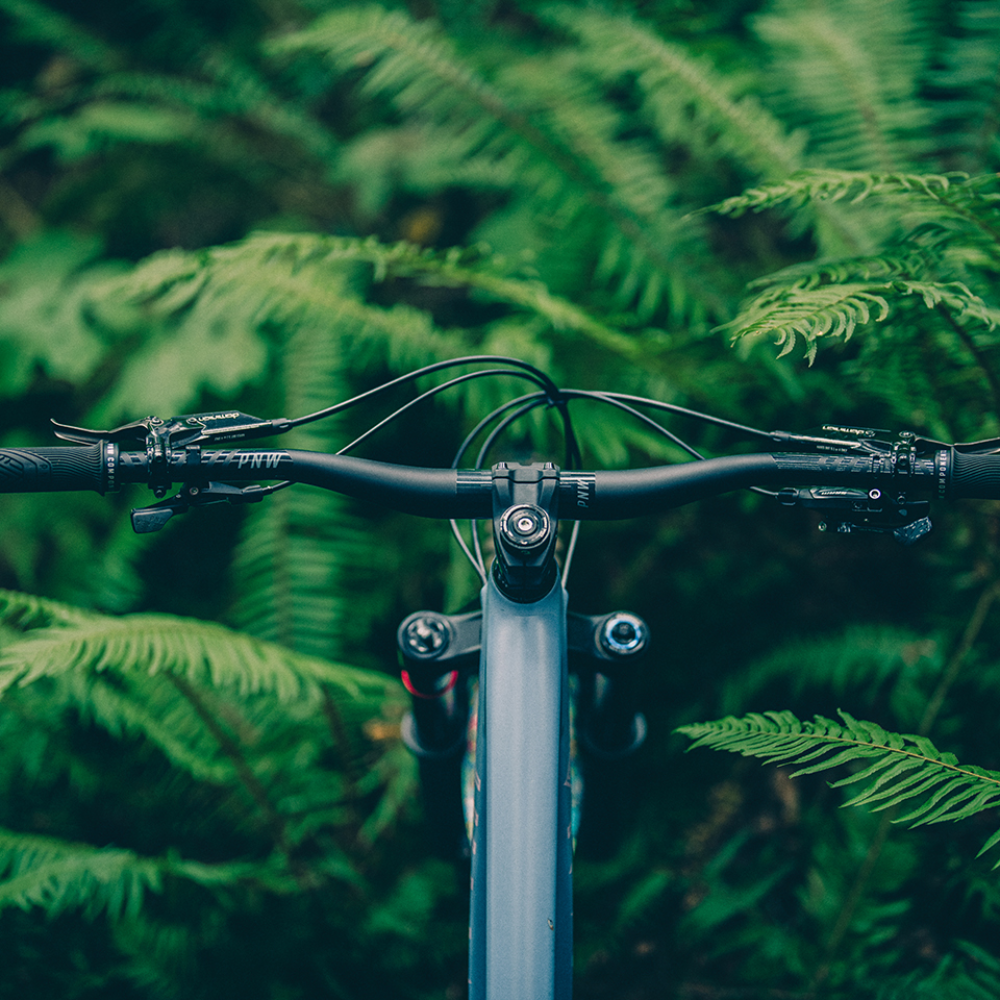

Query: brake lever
[[52, 417, 152, 445], [770, 425, 946, 457], [131, 482, 267, 533], [52, 410, 291, 447], [777, 486, 932, 545]]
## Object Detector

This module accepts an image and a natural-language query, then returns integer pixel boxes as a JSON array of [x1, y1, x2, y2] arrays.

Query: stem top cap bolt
[[497, 504, 551, 550]]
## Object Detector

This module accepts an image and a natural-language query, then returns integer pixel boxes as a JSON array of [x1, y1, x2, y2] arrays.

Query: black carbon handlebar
[[0, 441, 996, 516]]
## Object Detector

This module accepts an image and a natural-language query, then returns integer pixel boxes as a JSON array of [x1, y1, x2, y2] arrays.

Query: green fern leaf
[[677, 709, 1000, 860], [0, 606, 394, 703], [0, 0, 118, 72], [722, 273, 998, 359], [0, 587, 99, 630], [720, 281, 892, 359], [752, 0, 936, 171], [707, 169, 965, 218], [545, 5, 805, 181], [268, 5, 724, 320], [0, 826, 299, 920], [102, 232, 632, 357], [932, 1, 1000, 172], [718, 624, 941, 725]]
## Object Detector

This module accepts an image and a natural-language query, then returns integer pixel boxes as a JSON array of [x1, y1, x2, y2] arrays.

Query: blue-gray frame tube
[[469, 573, 573, 1000]]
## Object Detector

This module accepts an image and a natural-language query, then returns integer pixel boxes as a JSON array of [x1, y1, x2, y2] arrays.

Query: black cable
[[335, 369, 549, 456], [450, 392, 564, 579], [561, 390, 706, 461], [590, 391, 774, 441], [560, 390, 780, 496], [287, 355, 561, 429], [449, 518, 488, 585], [470, 397, 554, 573], [450, 392, 547, 468], [475, 398, 552, 469]]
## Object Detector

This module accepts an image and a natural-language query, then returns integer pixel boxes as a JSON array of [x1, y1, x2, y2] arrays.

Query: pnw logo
[[234, 452, 285, 470]]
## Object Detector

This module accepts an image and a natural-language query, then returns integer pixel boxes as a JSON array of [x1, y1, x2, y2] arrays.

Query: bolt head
[[498, 504, 550, 550], [402, 616, 449, 657], [600, 613, 648, 656]]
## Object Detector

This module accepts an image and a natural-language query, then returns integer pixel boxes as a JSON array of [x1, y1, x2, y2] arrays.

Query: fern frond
[[64, 670, 242, 785], [875, 941, 1000, 1000], [710, 171, 1000, 361], [753, 0, 935, 171], [0, 607, 394, 703], [708, 170, 1000, 262], [722, 281, 890, 360], [0, 587, 99, 630], [719, 625, 941, 726], [545, 5, 805, 181], [724, 271, 999, 360], [230, 313, 363, 660], [0, 826, 297, 920], [933, 1, 1000, 172], [708, 169, 967, 218], [0, 0, 118, 72], [0, 229, 118, 393], [101, 232, 632, 356], [18, 101, 207, 162], [268, 5, 725, 319], [678, 710, 1000, 857], [139, 47, 340, 164]]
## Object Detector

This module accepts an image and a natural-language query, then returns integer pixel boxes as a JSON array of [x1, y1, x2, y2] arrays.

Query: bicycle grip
[[0, 444, 109, 494], [950, 450, 1000, 499]]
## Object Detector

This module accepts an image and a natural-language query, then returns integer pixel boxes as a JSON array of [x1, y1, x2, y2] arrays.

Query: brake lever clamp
[[777, 486, 932, 545]]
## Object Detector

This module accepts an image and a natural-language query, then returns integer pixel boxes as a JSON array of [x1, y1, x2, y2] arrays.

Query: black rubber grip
[[0, 444, 107, 493], [949, 450, 1000, 499]]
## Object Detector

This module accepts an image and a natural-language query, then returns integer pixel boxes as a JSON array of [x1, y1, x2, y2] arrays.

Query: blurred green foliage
[[0, 0, 999, 996]]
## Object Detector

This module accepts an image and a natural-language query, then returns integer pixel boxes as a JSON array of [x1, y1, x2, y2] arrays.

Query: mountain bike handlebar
[[1, 442, 998, 516]]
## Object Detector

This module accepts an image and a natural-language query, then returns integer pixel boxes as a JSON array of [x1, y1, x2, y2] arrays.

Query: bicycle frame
[[469, 572, 573, 1000]]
